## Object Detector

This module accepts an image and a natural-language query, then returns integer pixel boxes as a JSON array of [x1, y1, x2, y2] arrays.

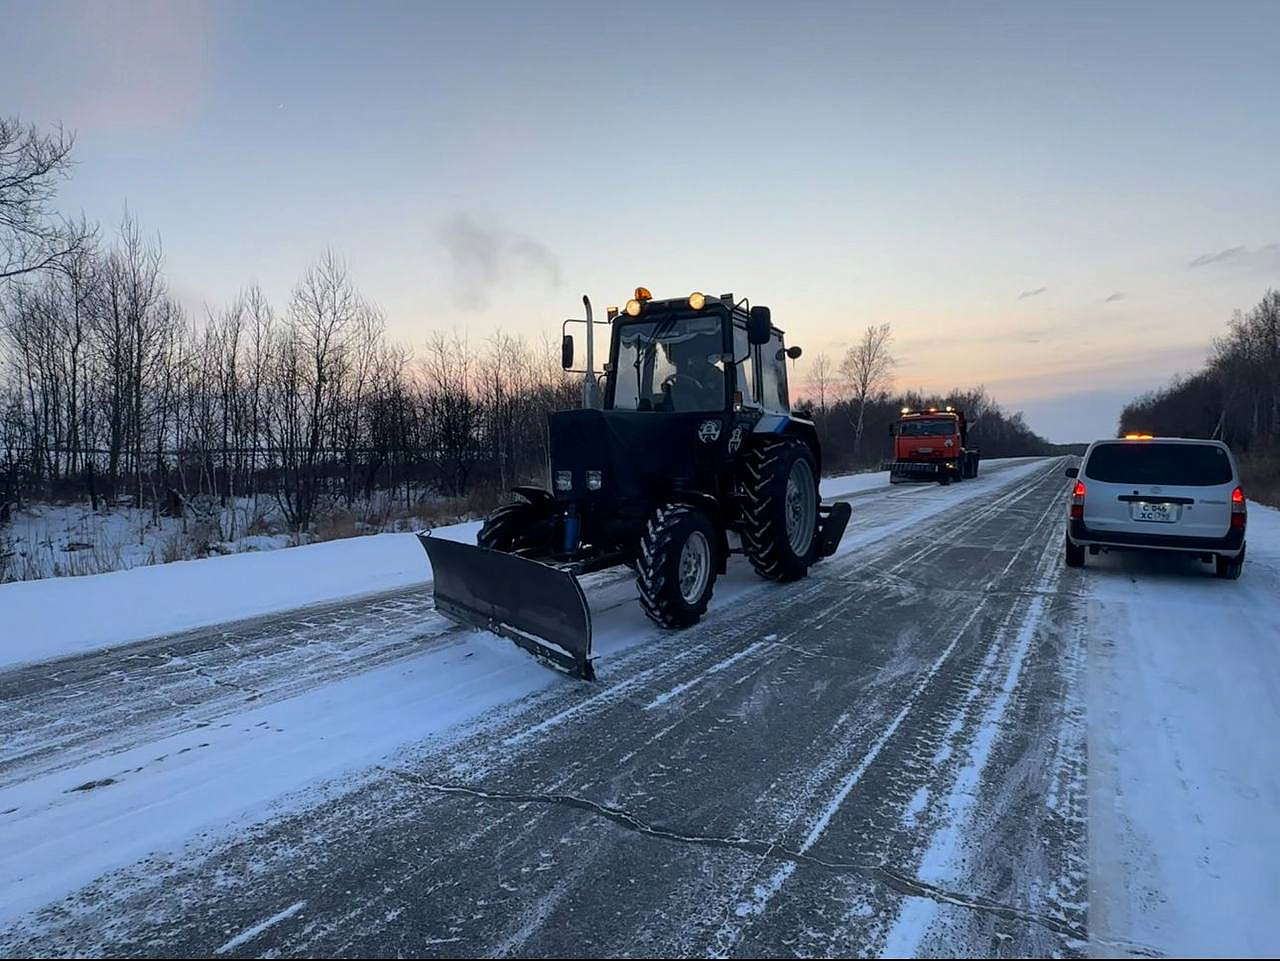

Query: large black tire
[[477, 499, 556, 553], [741, 440, 820, 582], [1064, 534, 1085, 568], [1215, 546, 1244, 580], [636, 504, 718, 628]]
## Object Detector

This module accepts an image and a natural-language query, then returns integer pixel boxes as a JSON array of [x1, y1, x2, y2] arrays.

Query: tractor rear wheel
[[741, 440, 820, 581], [477, 499, 556, 554], [636, 504, 718, 628]]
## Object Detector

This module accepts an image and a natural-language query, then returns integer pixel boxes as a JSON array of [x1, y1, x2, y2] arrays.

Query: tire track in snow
[[709, 461, 1070, 955], [878, 488, 1071, 955]]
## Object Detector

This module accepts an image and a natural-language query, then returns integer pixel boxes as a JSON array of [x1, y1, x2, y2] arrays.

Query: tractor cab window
[[612, 316, 726, 412], [760, 331, 789, 413]]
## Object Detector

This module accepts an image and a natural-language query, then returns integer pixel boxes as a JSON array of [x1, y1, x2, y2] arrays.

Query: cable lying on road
[[384, 767, 1087, 943]]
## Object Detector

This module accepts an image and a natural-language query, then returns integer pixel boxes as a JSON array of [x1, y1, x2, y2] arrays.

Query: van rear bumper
[[1068, 519, 1245, 554]]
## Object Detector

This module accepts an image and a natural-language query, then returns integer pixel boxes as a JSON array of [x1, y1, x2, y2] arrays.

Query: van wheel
[[1064, 535, 1086, 568], [1215, 547, 1244, 580]]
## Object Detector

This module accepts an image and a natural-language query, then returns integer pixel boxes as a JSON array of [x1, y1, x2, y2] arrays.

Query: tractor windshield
[[899, 418, 958, 436], [612, 315, 726, 412]]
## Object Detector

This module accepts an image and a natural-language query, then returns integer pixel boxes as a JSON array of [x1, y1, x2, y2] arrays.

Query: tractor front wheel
[[477, 499, 556, 554], [741, 441, 820, 582], [636, 504, 719, 628]]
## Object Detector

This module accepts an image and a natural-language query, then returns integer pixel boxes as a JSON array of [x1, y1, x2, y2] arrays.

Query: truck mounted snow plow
[[420, 289, 852, 680], [882, 406, 980, 485]]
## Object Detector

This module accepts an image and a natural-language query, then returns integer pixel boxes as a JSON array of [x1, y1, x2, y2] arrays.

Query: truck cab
[[884, 407, 980, 484]]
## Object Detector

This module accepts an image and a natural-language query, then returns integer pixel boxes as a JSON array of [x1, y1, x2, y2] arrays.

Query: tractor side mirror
[[748, 306, 771, 345], [561, 334, 574, 369], [786, 345, 802, 360], [1065, 466, 1079, 478]]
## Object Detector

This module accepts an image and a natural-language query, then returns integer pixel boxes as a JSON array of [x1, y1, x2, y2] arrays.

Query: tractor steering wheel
[[662, 371, 704, 394]]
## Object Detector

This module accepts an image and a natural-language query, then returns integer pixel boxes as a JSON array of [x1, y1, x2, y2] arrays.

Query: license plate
[[1131, 501, 1176, 523]]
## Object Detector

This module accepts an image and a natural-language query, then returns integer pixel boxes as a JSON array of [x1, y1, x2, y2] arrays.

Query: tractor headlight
[[586, 470, 602, 491], [625, 298, 642, 317], [555, 470, 573, 491], [688, 291, 706, 310]]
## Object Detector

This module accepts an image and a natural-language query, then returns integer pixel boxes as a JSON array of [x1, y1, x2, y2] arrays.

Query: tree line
[[1, 115, 1053, 537], [1, 117, 590, 530], [0, 231, 580, 530], [1118, 289, 1280, 453]]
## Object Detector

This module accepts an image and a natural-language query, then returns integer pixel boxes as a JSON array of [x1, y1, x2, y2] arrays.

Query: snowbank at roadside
[[0, 523, 478, 670]]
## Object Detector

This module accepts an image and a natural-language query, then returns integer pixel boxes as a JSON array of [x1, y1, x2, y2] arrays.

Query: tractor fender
[[667, 490, 730, 574], [751, 415, 823, 477], [511, 485, 553, 504]]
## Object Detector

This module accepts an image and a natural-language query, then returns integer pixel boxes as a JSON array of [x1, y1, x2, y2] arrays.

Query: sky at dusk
[[5, 0, 1279, 442]]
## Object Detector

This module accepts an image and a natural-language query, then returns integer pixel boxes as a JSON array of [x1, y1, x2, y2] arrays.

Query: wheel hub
[[679, 531, 711, 603], [785, 459, 817, 555]]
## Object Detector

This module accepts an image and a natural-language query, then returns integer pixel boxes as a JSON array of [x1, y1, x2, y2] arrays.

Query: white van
[[1064, 437, 1247, 578]]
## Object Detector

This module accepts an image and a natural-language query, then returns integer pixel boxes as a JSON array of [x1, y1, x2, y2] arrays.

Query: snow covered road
[[1, 456, 1277, 957]]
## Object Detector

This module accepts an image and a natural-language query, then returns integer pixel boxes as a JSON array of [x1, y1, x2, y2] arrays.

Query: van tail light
[[1070, 480, 1086, 520], [1231, 486, 1247, 530]]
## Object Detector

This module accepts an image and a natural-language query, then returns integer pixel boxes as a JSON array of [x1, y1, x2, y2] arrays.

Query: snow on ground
[[1, 499, 291, 581], [3, 456, 1276, 954], [0, 489, 463, 583], [0, 629, 550, 921], [0, 459, 1037, 670], [1084, 500, 1280, 957], [0, 459, 1055, 927]]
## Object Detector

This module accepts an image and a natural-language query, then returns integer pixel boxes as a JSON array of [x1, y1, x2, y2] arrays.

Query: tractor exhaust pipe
[[582, 295, 598, 409]]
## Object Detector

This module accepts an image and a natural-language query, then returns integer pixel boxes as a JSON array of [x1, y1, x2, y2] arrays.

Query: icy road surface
[[2, 456, 1278, 957]]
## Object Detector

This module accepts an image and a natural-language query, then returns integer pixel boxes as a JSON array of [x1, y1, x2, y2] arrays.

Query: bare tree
[[0, 118, 94, 282], [806, 352, 836, 417], [840, 323, 895, 457]]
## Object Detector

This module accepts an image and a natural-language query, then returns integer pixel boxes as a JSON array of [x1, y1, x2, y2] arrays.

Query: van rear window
[[1083, 442, 1233, 486]]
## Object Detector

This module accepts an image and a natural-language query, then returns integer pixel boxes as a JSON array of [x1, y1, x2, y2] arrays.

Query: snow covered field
[[0, 489, 465, 585], [1, 499, 293, 581]]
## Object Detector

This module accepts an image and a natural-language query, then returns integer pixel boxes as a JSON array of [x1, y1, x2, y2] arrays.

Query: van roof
[[1094, 437, 1228, 447]]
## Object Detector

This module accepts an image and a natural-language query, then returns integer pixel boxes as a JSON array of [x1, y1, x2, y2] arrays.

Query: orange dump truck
[[883, 406, 980, 485]]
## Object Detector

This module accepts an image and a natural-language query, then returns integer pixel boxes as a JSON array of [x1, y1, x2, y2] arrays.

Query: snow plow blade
[[417, 534, 594, 680], [882, 460, 944, 482]]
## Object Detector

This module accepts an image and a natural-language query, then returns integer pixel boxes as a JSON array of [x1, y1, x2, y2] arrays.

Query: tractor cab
[[568, 288, 799, 419]]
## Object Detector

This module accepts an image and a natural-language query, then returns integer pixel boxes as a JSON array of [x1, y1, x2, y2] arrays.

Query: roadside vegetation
[[1119, 289, 1280, 506]]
